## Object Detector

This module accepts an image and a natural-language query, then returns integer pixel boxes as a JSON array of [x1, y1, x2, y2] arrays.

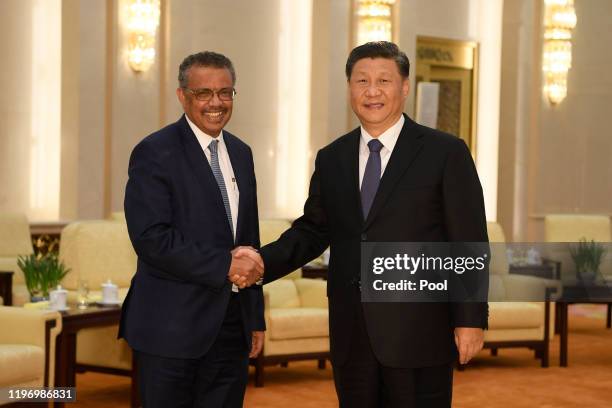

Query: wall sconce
[[354, 0, 397, 46], [127, 0, 160, 72], [542, 0, 577, 105]]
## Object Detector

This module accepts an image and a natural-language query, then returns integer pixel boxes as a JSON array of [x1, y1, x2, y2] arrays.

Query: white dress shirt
[[185, 115, 239, 239], [359, 114, 405, 188]]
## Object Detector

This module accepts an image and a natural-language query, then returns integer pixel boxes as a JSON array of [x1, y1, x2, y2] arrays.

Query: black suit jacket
[[260, 114, 488, 368], [119, 115, 264, 359]]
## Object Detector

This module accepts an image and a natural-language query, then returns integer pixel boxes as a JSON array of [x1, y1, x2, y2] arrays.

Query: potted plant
[[17, 253, 70, 302], [569, 238, 607, 282]]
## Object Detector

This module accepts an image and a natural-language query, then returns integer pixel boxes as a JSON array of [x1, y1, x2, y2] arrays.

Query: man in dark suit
[[119, 51, 265, 408], [239, 42, 488, 407]]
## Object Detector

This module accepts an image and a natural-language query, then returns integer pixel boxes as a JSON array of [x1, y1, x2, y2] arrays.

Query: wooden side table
[[53, 305, 139, 408], [509, 263, 559, 280], [301, 264, 328, 280], [557, 283, 612, 367]]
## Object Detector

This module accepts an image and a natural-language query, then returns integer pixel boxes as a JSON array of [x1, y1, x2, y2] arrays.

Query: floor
[[72, 305, 612, 407]]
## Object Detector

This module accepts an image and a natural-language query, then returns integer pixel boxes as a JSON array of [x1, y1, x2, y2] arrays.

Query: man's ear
[[402, 78, 410, 98], [176, 87, 185, 106]]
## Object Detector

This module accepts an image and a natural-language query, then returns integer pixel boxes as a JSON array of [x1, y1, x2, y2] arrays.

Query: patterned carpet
[[73, 305, 612, 407]]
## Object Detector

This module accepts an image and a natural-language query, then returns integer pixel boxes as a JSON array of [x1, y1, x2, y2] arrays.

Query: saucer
[[96, 300, 122, 306], [52, 306, 70, 311]]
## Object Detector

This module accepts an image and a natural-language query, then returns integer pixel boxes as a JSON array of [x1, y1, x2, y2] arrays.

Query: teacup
[[50, 285, 68, 310], [101, 280, 119, 303]]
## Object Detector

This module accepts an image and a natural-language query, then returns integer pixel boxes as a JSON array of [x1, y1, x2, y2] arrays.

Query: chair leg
[[318, 359, 326, 369], [607, 303, 611, 329], [490, 348, 498, 357], [541, 345, 549, 368], [280, 362, 288, 368], [255, 354, 265, 387]]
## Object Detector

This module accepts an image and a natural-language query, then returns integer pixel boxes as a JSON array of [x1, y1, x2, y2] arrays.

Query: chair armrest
[[294, 278, 328, 308], [0, 306, 62, 387], [542, 258, 562, 279], [501, 274, 562, 301], [0, 306, 61, 346], [263, 291, 271, 315]]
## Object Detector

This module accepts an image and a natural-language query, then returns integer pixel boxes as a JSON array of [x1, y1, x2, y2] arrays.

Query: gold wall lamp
[[353, 0, 398, 46], [126, 0, 160, 72], [543, 0, 577, 105]]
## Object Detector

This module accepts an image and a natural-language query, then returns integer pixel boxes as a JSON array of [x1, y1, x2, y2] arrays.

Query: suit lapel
[[363, 115, 424, 230], [178, 116, 232, 236], [338, 128, 364, 225]]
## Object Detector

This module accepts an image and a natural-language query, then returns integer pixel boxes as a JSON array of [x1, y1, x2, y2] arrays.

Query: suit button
[[361, 233, 367, 241]]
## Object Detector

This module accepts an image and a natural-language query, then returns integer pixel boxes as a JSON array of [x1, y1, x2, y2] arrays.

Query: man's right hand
[[228, 246, 264, 289]]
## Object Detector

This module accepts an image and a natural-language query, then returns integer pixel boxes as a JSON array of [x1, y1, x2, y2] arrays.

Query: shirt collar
[[185, 114, 225, 150], [360, 114, 405, 153]]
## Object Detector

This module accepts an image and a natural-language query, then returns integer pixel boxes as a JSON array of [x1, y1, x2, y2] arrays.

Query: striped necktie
[[208, 139, 234, 239]]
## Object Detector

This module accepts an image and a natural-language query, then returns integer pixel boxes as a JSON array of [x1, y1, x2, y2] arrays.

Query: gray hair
[[178, 51, 236, 88]]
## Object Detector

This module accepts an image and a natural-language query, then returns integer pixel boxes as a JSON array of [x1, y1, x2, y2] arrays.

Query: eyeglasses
[[183, 87, 236, 102]]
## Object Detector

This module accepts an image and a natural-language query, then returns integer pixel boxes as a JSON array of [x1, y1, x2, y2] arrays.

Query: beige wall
[[0, 0, 33, 217], [498, 0, 612, 241], [0, 0, 503, 222], [4, 0, 609, 230]]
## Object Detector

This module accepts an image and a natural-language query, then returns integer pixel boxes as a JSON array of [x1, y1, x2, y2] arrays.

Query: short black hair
[[345, 41, 410, 80], [178, 51, 236, 88]]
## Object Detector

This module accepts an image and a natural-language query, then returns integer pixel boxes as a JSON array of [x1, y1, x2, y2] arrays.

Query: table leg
[[554, 302, 561, 334], [53, 331, 77, 408], [559, 302, 568, 367], [0, 271, 13, 306], [607, 303, 611, 329]]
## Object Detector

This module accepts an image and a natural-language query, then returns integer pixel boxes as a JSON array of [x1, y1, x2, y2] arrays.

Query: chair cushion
[[488, 275, 506, 300], [259, 219, 291, 246], [0, 214, 33, 257], [264, 280, 300, 308], [12, 283, 31, 306], [0, 345, 44, 386], [268, 308, 328, 340], [0, 257, 26, 285], [545, 215, 611, 242], [488, 302, 543, 329], [59, 221, 137, 289], [486, 222, 509, 276]]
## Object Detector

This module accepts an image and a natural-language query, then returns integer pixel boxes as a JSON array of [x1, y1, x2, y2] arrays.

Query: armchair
[[0, 306, 62, 405], [59, 220, 136, 374], [485, 222, 559, 367], [0, 213, 35, 306], [251, 220, 330, 386], [544, 214, 611, 280]]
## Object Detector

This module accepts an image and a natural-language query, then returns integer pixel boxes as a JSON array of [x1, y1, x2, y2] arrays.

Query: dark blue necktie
[[361, 139, 383, 219]]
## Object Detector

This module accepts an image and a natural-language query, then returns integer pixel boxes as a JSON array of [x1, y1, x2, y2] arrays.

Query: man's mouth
[[204, 111, 225, 120], [364, 103, 384, 109]]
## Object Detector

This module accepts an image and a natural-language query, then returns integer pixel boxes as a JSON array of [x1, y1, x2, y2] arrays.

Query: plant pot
[[30, 294, 50, 303], [578, 269, 597, 283]]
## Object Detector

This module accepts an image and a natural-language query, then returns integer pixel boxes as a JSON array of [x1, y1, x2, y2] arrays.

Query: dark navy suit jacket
[[119, 115, 264, 359]]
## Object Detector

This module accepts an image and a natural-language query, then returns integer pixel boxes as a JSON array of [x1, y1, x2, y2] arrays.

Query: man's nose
[[365, 85, 381, 97], [208, 92, 223, 106]]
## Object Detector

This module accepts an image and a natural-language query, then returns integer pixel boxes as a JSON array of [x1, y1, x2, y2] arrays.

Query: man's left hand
[[250, 331, 265, 358], [454, 327, 484, 365]]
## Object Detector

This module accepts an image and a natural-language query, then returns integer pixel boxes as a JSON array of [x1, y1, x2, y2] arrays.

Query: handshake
[[228, 246, 264, 289]]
